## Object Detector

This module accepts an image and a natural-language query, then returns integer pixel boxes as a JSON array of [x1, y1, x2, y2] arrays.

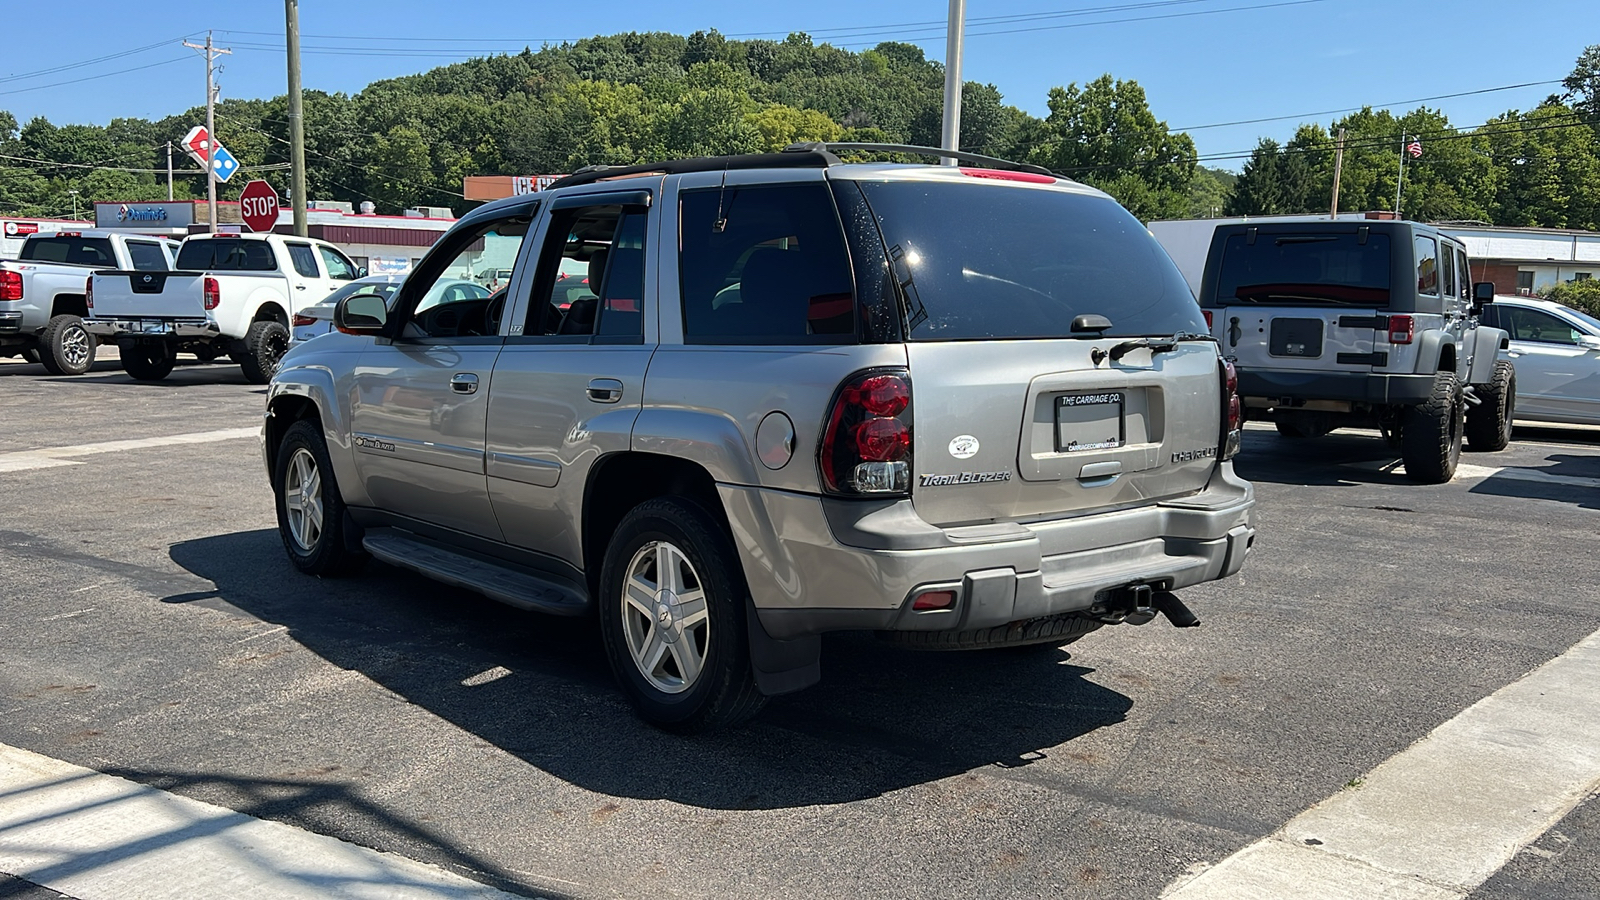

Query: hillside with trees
[[1, 33, 1597, 228]]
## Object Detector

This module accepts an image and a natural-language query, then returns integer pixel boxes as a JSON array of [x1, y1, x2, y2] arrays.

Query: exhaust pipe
[[1153, 591, 1201, 628]]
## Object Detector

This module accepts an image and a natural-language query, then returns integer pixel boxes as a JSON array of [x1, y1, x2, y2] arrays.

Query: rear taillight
[[1202, 310, 1214, 331], [292, 314, 316, 326], [85, 276, 93, 308], [1387, 314, 1414, 344], [0, 270, 21, 302], [820, 368, 912, 495], [203, 276, 221, 311], [1220, 358, 1242, 461]]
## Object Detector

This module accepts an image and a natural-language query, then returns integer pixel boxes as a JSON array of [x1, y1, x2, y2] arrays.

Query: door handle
[[1506, 350, 1524, 358], [295, 284, 307, 290], [450, 372, 479, 394], [587, 378, 623, 403]]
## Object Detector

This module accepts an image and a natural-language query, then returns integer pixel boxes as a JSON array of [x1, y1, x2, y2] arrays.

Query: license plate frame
[[1054, 392, 1125, 452], [139, 319, 171, 334]]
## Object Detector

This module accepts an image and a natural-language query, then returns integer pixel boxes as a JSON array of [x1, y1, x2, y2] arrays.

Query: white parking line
[[1344, 459, 1600, 490], [0, 428, 258, 473], [0, 742, 531, 900], [1163, 626, 1600, 899]]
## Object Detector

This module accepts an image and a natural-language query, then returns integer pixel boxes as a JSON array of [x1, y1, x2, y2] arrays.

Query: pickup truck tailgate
[[90, 271, 207, 319]]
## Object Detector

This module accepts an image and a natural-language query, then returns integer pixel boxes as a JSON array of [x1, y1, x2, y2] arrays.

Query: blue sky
[[1, 0, 1591, 170]]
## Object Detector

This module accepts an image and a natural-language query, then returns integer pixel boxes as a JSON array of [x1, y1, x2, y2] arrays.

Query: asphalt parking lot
[[2, 351, 1599, 900]]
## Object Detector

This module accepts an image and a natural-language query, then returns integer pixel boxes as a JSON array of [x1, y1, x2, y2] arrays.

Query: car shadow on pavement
[[1469, 453, 1600, 512], [168, 530, 1134, 811], [1231, 427, 1416, 487]]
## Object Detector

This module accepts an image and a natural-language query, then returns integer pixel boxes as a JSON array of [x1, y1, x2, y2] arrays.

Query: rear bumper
[[84, 318, 219, 341], [720, 464, 1256, 641], [1237, 368, 1434, 406]]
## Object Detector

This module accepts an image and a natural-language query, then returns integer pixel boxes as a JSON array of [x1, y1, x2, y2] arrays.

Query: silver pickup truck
[[0, 230, 179, 374], [263, 144, 1257, 732]]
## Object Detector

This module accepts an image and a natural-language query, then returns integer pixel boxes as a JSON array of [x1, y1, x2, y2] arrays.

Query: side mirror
[[1471, 282, 1496, 312], [334, 292, 388, 335], [1577, 334, 1600, 352], [357, 267, 368, 278]]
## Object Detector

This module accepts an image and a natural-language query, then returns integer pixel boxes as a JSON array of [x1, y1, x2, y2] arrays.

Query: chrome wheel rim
[[283, 448, 324, 552], [61, 325, 91, 369], [621, 540, 710, 695]]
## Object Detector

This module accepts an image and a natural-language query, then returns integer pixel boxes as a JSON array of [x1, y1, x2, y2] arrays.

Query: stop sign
[[239, 180, 280, 233]]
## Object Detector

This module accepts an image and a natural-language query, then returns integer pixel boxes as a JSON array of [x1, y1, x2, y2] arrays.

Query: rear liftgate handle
[[450, 372, 479, 394], [587, 378, 623, 403]]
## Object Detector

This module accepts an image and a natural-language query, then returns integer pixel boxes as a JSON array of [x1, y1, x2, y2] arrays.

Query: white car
[[1481, 296, 1600, 426], [291, 274, 404, 346]]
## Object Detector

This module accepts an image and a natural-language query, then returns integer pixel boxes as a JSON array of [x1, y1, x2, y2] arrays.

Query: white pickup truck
[[1, 230, 180, 375], [87, 232, 363, 382]]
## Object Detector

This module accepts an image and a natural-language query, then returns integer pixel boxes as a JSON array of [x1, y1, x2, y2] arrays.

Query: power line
[[0, 35, 199, 84], [1171, 79, 1567, 132], [0, 57, 191, 97]]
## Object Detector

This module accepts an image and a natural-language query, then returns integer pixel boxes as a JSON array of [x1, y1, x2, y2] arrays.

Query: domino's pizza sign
[[117, 204, 169, 222]]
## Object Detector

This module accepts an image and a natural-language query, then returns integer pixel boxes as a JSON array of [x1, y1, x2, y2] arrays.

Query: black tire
[[881, 613, 1104, 651], [1274, 420, 1307, 438], [273, 419, 365, 577], [239, 320, 290, 384], [120, 342, 175, 381], [1400, 369, 1464, 484], [20, 348, 41, 365], [37, 314, 95, 376], [1466, 361, 1515, 452], [598, 497, 766, 733]]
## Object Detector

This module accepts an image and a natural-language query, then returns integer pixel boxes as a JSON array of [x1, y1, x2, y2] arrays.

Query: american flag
[[1406, 139, 1423, 158]]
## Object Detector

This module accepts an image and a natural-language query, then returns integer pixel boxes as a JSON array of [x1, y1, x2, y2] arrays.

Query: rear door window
[[318, 246, 358, 281], [1440, 244, 1457, 299], [1415, 236, 1439, 296], [1216, 231, 1391, 308], [857, 180, 1203, 338], [679, 183, 855, 343], [125, 241, 168, 271], [521, 203, 647, 342], [285, 243, 322, 278]]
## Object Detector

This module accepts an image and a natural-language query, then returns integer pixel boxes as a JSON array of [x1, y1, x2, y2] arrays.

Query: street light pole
[[939, 0, 966, 165], [286, 0, 308, 237]]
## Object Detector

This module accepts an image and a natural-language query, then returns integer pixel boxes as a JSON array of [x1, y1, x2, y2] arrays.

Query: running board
[[362, 530, 588, 616]]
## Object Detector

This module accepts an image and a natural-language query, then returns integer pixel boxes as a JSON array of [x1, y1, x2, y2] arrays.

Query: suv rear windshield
[[19, 236, 116, 267], [1216, 232, 1391, 307], [854, 180, 1203, 340], [175, 239, 278, 271]]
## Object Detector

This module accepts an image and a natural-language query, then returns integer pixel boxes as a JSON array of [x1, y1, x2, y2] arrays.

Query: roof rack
[[787, 142, 1060, 178], [543, 147, 844, 191], [541, 142, 1061, 192]]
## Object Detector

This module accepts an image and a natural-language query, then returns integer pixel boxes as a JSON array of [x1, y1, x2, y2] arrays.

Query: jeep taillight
[[203, 276, 221, 311], [85, 276, 93, 308], [1387, 314, 1414, 344], [820, 369, 912, 495], [0, 270, 21, 302], [1202, 309, 1214, 331], [1220, 358, 1242, 461]]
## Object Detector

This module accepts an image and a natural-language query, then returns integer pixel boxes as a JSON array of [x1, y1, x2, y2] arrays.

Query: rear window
[[856, 181, 1204, 340], [176, 239, 278, 271], [125, 241, 169, 271], [1216, 232, 1391, 307], [19, 236, 116, 267]]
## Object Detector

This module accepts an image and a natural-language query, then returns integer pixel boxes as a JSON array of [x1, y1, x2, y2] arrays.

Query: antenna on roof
[[712, 162, 730, 234]]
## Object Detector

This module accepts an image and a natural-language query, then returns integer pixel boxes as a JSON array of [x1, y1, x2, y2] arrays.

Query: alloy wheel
[[621, 540, 710, 694]]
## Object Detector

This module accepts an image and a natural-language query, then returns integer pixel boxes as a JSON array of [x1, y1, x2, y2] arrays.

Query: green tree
[[1023, 75, 1196, 220], [366, 125, 433, 213], [1539, 278, 1600, 318]]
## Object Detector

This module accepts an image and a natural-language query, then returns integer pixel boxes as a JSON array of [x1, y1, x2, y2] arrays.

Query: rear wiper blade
[[1101, 332, 1215, 363]]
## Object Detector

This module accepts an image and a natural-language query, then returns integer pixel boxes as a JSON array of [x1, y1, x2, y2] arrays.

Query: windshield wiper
[[1098, 332, 1217, 363]]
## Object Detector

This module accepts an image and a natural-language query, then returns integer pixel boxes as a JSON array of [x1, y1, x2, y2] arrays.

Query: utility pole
[[184, 33, 231, 232], [939, 0, 966, 165], [166, 141, 174, 201], [286, 0, 307, 236], [1329, 127, 1345, 219]]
